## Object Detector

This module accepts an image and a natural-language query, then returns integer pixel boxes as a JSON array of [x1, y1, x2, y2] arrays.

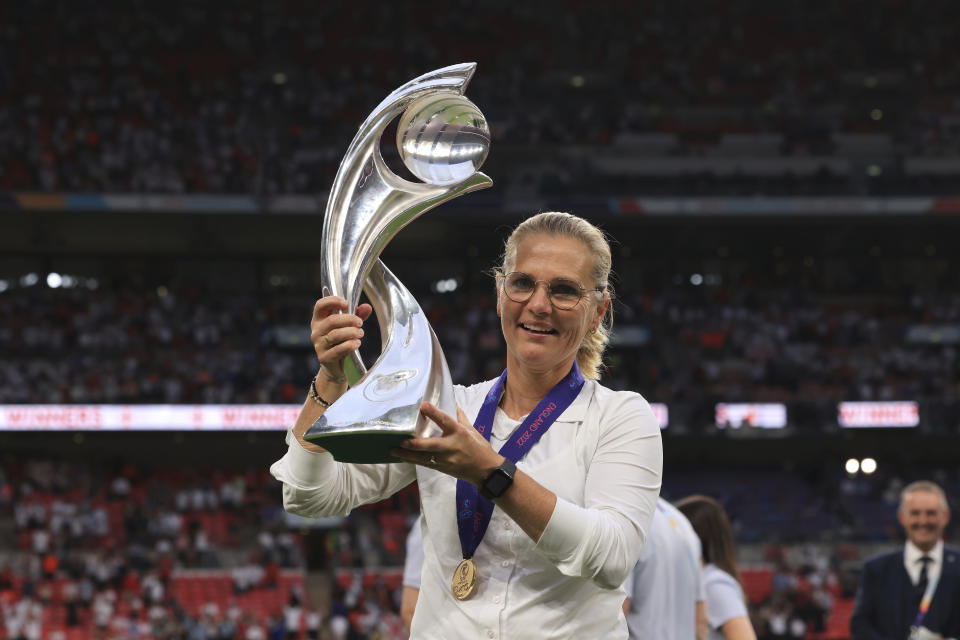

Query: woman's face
[[497, 233, 608, 378]]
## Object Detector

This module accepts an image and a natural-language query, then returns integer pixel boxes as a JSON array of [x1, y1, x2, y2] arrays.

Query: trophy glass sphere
[[397, 92, 491, 186]]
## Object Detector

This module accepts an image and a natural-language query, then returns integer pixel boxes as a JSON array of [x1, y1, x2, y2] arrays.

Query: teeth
[[521, 324, 555, 334]]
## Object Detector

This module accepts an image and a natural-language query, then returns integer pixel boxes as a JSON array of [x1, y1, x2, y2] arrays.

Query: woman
[[676, 495, 757, 640], [270, 212, 663, 639]]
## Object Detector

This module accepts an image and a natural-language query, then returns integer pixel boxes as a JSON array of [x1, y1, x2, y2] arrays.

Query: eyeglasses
[[502, 271, 604, 310]]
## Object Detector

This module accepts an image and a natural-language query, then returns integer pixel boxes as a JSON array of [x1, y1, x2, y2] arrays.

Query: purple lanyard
[[455, 362, 585, 560]]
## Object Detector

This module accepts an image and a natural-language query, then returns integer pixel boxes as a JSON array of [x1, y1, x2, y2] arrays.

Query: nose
[[526, 281, 553, 312]]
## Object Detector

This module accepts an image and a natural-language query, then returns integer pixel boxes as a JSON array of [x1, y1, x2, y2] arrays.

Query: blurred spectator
[[0, 1, 959, 198], [2, 273, 959, 432]]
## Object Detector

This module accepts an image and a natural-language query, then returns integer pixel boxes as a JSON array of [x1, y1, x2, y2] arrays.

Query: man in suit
[[851, 480, 960, 640]]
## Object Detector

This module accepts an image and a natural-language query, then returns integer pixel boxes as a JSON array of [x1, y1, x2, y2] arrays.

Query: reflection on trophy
[[304, 63, 492, 463]]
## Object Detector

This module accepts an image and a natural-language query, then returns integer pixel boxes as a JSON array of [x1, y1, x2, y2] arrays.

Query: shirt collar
[[904, 539, 943, 568], [488, 378, 593, 442], [488, 376, 594, 424]]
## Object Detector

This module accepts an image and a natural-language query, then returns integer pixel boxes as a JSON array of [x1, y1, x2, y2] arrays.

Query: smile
[[520, 323, 557, 335]]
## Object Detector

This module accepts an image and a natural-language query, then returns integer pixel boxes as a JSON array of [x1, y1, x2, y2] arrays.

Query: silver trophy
[[304, 63, 492, 463]]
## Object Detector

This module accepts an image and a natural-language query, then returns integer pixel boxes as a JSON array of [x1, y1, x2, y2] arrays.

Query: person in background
[[623, 497, 708, 640], [400, 518, 424, 633], [271, 212, 663, 639], [850, 480, 960, 640], [678, 495, 757, 640]]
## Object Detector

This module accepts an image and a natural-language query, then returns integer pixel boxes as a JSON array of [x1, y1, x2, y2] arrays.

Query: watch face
[[481, 460, 516, 500], [486, 469, 512, 497]]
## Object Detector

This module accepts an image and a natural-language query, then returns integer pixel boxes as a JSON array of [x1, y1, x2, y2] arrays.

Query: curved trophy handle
[[320, 62, 492, 383], [306, 260, 455, 462]]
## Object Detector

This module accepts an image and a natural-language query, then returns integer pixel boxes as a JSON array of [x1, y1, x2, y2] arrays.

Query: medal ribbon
[[455, 362, 585, 560], [912, 571, 940, 631]]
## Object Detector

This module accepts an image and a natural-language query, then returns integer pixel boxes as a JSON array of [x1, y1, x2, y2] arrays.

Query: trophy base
[[303, 429, 413, 464]]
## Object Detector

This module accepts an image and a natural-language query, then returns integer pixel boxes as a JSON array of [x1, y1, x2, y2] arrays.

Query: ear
[[897, 507, 908, 529], [591, 295, 610, 332]]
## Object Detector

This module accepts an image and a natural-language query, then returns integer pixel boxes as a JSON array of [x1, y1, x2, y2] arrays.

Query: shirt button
[[487, 631, 495, 639], [503, 522, 510, 529], [501, 560, 510, 567], [493, 595, 501, 604]]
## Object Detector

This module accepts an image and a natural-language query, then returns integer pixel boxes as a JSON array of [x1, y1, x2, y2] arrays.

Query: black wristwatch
[[479, 458, 516, 500]]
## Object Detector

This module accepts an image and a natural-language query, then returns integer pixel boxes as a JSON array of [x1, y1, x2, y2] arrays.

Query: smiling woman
[[270, 211, 662, 639], [494, 213, 615, 383]]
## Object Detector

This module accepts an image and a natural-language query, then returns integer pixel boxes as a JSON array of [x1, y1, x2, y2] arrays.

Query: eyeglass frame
[[500, 271, 606, 310]]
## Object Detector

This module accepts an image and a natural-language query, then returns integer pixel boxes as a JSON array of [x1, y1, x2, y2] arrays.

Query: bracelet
[[318, 364, 347, 384], [308, 374, 332, 408]]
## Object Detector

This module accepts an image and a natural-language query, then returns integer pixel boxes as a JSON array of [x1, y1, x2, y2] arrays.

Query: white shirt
[[624, 499, 705, 640], [904, 539, 943, 587], [270, 377, 662, 640]]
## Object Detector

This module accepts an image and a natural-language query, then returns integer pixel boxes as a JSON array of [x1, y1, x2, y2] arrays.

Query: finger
[[313, 310, 364, 333], [310, 314, 365, 349], [356, 303, 374, 322], [313, 336, 361, 360], [318, 325, 365, 347], [312, 296, 348, 322], [420, 402, 459, 436], [398, 436, 443, 452], [389, 447, 438, 467], [311, 319, 361, 348]]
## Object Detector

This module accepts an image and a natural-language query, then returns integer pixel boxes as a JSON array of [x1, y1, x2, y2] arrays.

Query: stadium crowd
[[1, 1, 959, 196], [0, 456, 415, 639], [1, 275, 958, 433], [2, 452, 957, 639]]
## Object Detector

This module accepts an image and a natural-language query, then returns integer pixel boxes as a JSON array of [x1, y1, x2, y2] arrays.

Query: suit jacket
[[850, 544, 960, 640]]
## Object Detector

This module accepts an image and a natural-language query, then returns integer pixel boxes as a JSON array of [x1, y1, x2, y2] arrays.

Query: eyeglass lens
[[504, 273, 583, 309]]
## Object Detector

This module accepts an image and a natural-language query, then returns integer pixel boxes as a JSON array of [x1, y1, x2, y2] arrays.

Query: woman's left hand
[[389, 402, 504, 486]]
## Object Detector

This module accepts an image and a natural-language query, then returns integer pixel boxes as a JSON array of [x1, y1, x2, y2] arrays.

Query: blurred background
[[1, 0, 959, 638]]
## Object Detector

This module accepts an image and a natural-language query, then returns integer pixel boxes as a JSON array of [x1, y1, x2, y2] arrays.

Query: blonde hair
[[494, 211, 614, 380]]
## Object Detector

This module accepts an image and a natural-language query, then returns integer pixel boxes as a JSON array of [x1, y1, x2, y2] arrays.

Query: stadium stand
[[2, 1, 959, 198], [2, 1, 960, 638]]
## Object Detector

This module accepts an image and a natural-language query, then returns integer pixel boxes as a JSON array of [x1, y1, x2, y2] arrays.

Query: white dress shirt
[[270, 377, 663, 639], [904, 539, 943, 587]]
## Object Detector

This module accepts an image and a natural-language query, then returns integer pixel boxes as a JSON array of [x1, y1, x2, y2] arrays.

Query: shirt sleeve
[[693, 537, 706, 602], [534, 392, 663, 589], [696, 566, 707, 603], [269, 427, 417, 518], [402, 518, 425, 589], [705, 573, 748, 630], [621, 563, 636, 602]]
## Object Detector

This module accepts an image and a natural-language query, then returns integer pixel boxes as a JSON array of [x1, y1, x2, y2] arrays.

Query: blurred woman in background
[[678, 495, 757, 640]]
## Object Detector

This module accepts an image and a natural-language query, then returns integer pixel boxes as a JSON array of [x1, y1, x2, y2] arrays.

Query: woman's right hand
[[292, 295, 374, 452], [310, 295, 373, 380]]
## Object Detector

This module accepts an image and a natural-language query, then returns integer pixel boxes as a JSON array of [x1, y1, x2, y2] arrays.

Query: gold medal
[[451, 558, 477, 600]]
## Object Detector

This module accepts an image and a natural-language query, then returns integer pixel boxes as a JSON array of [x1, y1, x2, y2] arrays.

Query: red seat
[[740, 568, 774, 603], [818, 597, 854, 640]]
